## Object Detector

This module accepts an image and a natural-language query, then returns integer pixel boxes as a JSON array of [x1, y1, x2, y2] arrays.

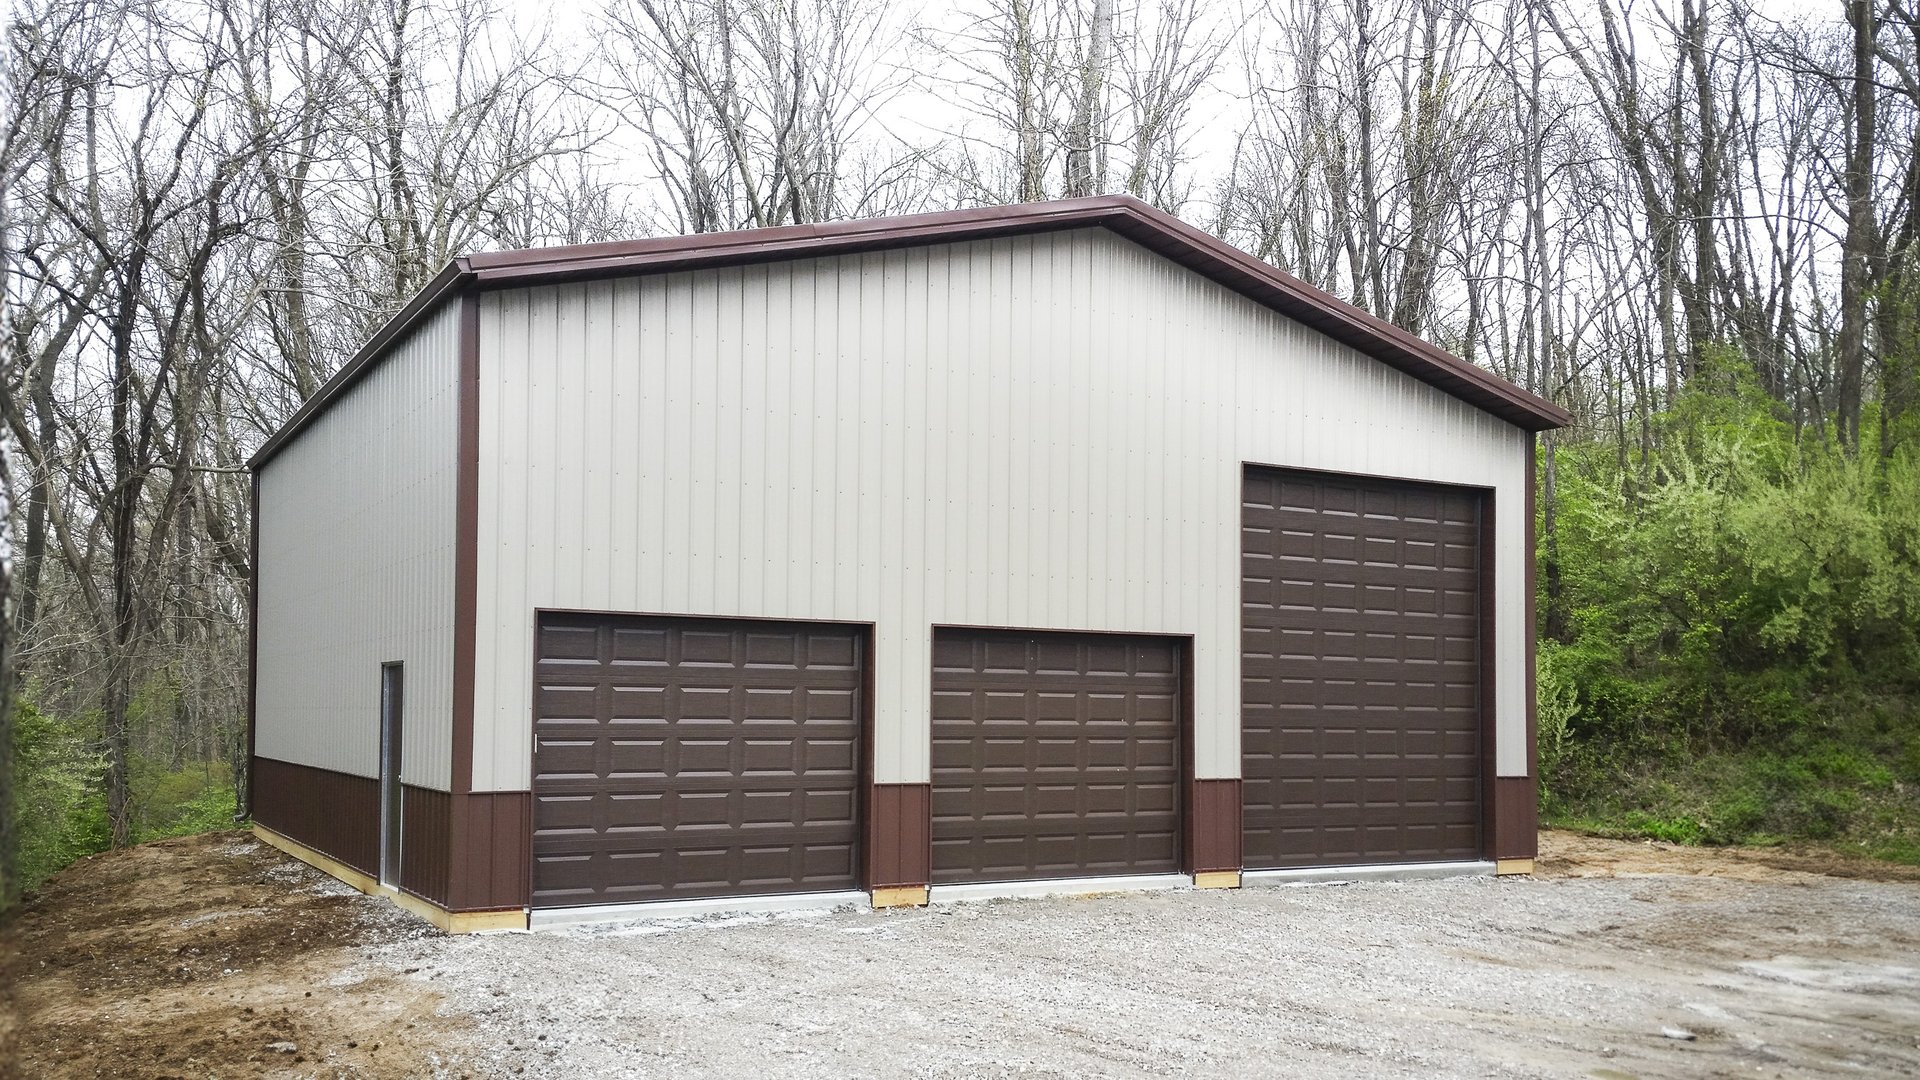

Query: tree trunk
[[0, 412, 16, 913], [1678, 0, 1723, 360], [1542, 432, 1569, 643], [1065, 0, 1112, 198], [107, 319, 140, 848], [1835, 0, 1878, 451], [14, 338, 54, 639], [1013, 0, 1046, 202]]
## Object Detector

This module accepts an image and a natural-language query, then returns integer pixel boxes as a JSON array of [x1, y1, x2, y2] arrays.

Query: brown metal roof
[[251, 196, 1569, 469]]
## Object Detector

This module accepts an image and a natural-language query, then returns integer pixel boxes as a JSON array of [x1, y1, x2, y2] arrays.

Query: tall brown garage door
[[931, 628, 1181, 884], [530, 614, 862, 908], [1241, 467, 1483, 868]]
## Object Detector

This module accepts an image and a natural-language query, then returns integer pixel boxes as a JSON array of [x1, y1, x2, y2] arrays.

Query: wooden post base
[[1495, 858, 1535, 876], [1192, 871, 1241, 889], [871, 885, 930, 908]]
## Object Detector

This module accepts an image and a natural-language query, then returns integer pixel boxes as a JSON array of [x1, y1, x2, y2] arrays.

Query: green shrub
[[1536, 643, 1580, 789], [11, 699, 110, 892], [1539, 356, 1920, 861], [10, 689, 244, 898], [1705, 787, 1769, 842], [1621, 810, 1707, 844], [146, 772, 239, 839], [1897, 741, 1920, 785]]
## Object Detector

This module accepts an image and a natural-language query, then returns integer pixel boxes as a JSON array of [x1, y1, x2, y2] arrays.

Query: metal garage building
[[247, 196, 1570, 931]]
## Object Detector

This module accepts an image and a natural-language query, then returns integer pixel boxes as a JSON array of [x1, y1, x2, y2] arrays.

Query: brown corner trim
[[1525, 435, 1540, 782], [448, 291, 484, 917], [245, 471, 260, 819], [1510, 435, 1542, 861], [451, 290, 480, 798], [1484, 438, 1541, 862]]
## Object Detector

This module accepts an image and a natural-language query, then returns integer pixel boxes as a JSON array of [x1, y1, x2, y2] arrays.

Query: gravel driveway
[[356, 845, 1920, 1079], [11, 832, 1918, 1078]]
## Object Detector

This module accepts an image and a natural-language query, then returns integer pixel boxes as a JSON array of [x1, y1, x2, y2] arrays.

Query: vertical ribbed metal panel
[[474, 228, 1532, 790], [256, 302, 459, 788]]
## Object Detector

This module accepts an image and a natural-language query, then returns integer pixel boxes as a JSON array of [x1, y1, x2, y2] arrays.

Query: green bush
[[10, 689, 243, 898], [143, 770, 239, 839], [1540, 354, 1920, 860], [11, 699, 109, 892], [1621, 810, 1707, 845]]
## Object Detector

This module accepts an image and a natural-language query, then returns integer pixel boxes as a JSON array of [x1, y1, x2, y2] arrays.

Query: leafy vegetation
[[10, 689, 238, 896], [1538, 357, 1920, 862]]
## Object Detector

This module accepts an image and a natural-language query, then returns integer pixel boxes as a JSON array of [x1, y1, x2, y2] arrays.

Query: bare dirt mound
[[1537, 827, 1920, 884], [0, 831, 465, 1079]]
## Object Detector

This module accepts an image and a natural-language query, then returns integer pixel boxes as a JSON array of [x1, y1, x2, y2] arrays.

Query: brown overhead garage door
[[931, 628, 1181, 884], [1241, 467, 1483, 868], [530, 613, 862, 908]]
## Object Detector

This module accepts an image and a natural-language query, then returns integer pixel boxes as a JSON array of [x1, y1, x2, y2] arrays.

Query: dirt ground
[[3, 830, 1917, 1079], [0, 835, 453, 1079], [1537, 829, 1920, 885]]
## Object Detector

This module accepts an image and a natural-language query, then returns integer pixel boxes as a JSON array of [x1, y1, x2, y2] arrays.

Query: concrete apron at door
[[1241, 860, 1499, 886], [253, 822, 1533, 933], [530, 875, 1198, 930], [527, 861, 1522, 930]]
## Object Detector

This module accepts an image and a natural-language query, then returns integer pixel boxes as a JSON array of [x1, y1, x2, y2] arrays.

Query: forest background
[[2, 0, 1915, 911]]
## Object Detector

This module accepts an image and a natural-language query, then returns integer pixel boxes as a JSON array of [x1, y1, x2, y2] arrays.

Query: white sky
[[511, 0, 1850, 226]]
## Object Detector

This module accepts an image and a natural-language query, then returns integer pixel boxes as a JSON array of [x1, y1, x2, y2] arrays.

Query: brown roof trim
[[1097, 207, 1573, 431], [251, 197, 1568, 470], [249, 259, 470, 470]]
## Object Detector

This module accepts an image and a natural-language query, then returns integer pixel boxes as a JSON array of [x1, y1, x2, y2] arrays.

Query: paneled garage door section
[[931, 629, 1181, 884], [1242, 467, 1483, 868], [530, 614, 862, 908]]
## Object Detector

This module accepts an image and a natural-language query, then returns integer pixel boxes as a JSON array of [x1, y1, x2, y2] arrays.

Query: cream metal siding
[[473, 228, 1531, 791], [255, 302, 460, 788]]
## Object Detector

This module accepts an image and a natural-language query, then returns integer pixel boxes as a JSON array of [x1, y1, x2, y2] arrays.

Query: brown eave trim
[[1525, 435, 1540, 780], [250, 197, 1568, 474], [248, 259, 470, 472], [463, 197, 1567, 432], [1097, 210, 1574, 432], [463, 198, 1135, 283]]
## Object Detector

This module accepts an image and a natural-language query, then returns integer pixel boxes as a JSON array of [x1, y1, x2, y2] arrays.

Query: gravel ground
[[11, 833, 1917, 1078], [358, 861, 1920, 1079]]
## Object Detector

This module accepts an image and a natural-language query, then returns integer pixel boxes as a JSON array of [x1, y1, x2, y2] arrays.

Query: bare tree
[[1835, 0, 1880, 449], [598, 0, 909, 231]]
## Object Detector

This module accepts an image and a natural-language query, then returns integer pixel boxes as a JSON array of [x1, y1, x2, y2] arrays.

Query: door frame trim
[[1237, 462, 1497, 868], [377, 661, 405, 889], [928, 623, 1194, 883]]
